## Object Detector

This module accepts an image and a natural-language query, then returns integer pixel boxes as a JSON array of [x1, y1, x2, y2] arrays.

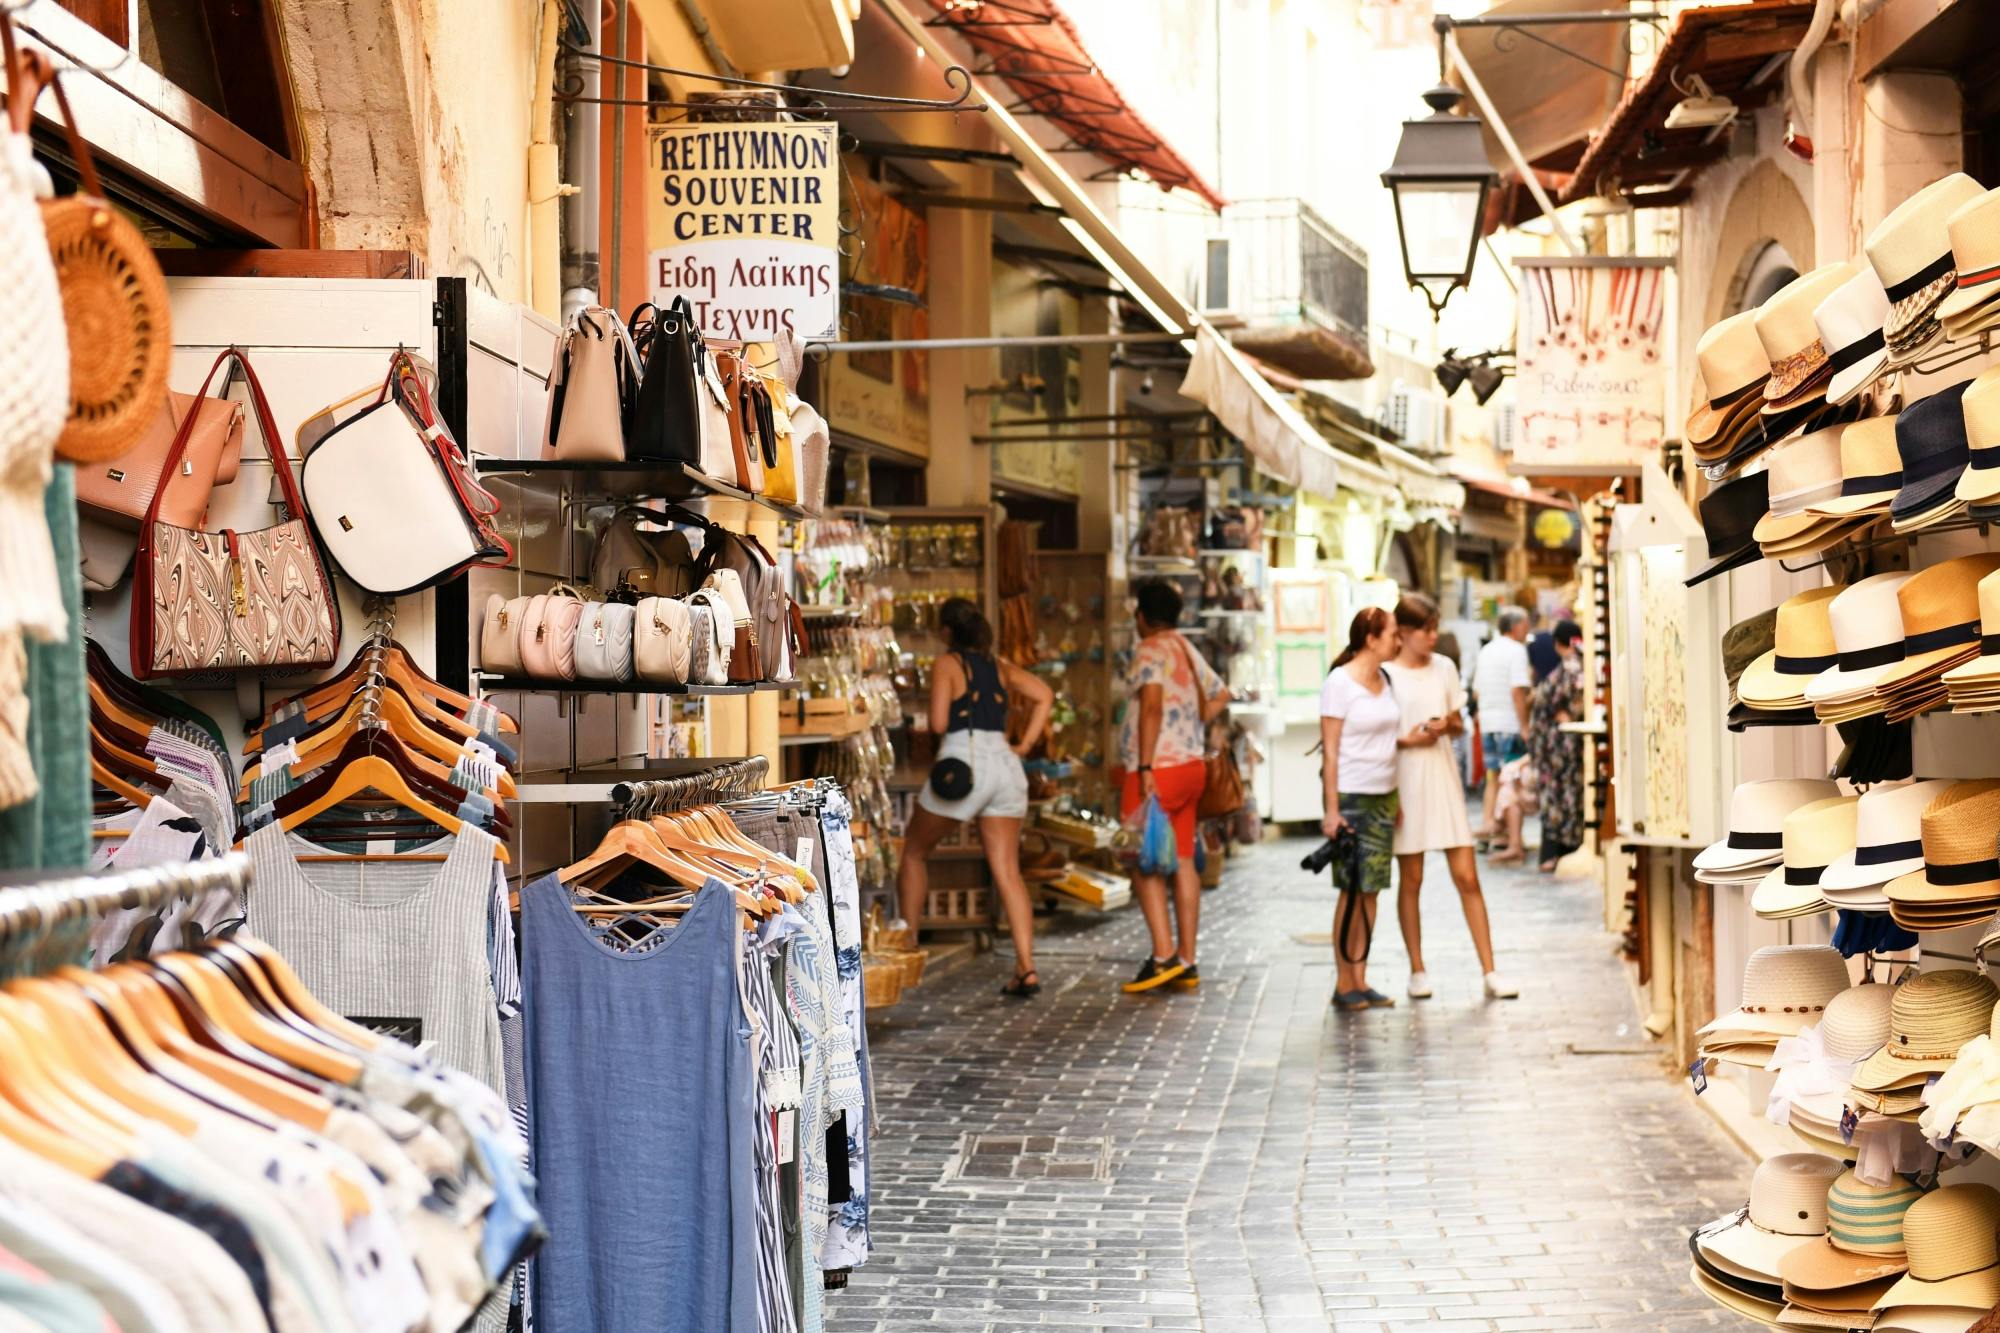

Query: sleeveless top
[[945, 651, 1009, 733], [242, 822, 506, 1095]]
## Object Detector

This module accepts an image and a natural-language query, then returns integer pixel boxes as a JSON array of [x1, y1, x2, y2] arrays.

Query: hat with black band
[[1694, 779, 1842, 873], [1814, 265, 1894, 407], [1807, 415, 1904, 519], [1954, 366, 2000, 506], [1867, 172, 1987, 362], [1889, 380, 1976, 525], [1805, 571, 1916, 711], [1738, 586, 1843, 708]]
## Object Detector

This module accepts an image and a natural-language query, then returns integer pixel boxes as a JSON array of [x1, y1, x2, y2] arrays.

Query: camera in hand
[[1300, 827, 1357, 875]]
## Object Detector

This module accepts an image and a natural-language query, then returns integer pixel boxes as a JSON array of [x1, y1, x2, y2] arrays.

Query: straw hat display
[[1820, 779, 1957, 909], [1738, 587, 1844, 713], [1937, 186, 2000, 342], [1694, 1153, 1847, 1286], [1755, 426, 1878, 557], [1698, 944, 1851, 1068], [1815, 264, 1897, 408], [1865, 555, 2000, 723], [1807, 572, 1918, 721], [1759, 262, 1858, 415], [1778, 1169, 1920, 1322], [1872, 1185, 2000, 1318], [1867, 172, 1986, 366], [1770, 980, 1896, 1150], [1690, 308, 1776, 458], [1883, 783, 2000, 931], [1807, 415, 1905, 521], [1751, 796, 1859, 920], [1917, 970, 2000, 1155], [1942, 567, 2000, 712], [1851, 967, 2000, 1106]]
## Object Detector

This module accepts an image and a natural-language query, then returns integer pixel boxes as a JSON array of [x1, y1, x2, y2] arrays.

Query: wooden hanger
[[250, 684, 516, 801], [212, 936, 381, 1053], [0, 991, 140, 1157], [150, 954, 365, 1084], [265, 730, 508, 864], [6, 977, 200, 1136], [0, 1003, 118, 1176]]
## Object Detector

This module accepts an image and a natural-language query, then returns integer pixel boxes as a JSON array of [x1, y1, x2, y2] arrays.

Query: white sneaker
[[1407, 971, 1433, 1000], [1484, 971, 1519, 999]]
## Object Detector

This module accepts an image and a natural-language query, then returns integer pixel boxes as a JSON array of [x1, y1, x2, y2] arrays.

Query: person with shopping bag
[[1118, 580, 1231, 993]]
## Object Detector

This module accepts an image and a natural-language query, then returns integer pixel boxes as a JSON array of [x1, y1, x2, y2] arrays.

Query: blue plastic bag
[[1137, 795, 1179, 876]]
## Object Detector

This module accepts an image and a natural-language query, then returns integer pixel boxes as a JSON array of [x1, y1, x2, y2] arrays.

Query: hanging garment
[[817, 789, 872, 1271], [741, 933, 801, 1333], [0, 464, 87, 867], [522, 875, 758, 1333], [244, 822, 507, 1093]]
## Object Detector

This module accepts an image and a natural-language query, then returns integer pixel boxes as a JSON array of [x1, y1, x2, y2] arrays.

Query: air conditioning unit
[[1199, 237, 1242, 325], [1496, 402, 1519, 454], [1384, 384, 1442, 453]]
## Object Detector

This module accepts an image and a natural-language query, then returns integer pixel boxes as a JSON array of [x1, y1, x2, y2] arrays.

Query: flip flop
[[1332, 990, 1370, 1012]]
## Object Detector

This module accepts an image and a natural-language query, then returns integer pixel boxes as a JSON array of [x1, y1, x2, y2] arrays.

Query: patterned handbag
[[131, 348, 340, 679]]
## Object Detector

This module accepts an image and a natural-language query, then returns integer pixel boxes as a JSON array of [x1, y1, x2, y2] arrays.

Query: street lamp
[[1381, 82, 1497, 320]]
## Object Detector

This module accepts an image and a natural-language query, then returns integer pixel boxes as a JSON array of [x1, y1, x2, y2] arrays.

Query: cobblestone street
[[834, 836, 1758, 1332]]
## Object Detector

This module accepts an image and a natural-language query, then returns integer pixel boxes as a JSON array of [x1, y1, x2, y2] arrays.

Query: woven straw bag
[[6, 38, 169, 463]]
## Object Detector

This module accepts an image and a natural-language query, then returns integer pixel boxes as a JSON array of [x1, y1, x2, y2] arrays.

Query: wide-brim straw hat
[[1760, 262, 1859, 408], [1868, 553, 2000, 691], [1940, 566, 2000, 693], [1817, 265, 1896, 408], [1851, 964, 2000, 1090], [1756, 427, 1852, 538], [1809, 415, 1905, 519], [1689, 308, 1775, 446], [1819, 981, 1899, 1060], [1807, 572, 1919, 706], [1873, 1185, 2000, 1312], [1869, 173, 1988, 350], [1954, 367, 2000, 506], [1740, 587, 1844, 706], [1782, 1277, 1902, 1325], [1691, 1262, 1787, 1325], [1699, 943, 1851, 1040], [1695, 778, 1843, 872], [1752, 796, 1859, 919], [1700, 1153, 1848, 1282], [1822, 778, 1957, 890], [1936, 187, 2000, 329], [1780, 1170, 1921, 1292]]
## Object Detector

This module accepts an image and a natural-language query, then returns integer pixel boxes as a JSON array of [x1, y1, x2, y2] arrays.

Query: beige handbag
[[78, 516, 138, 592], [481, 594, 530, 676], [75, 390, 246, 531], [693, 340, 735, 485], [519, 587, 586, 680], [633, 595, 693, 684], [686, 588, 733, 686], [791, 398, 830, 515], [543, 307, 637, 461]]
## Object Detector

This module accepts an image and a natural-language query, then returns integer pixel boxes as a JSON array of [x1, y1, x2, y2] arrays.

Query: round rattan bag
[[15, 50, 169, 462]]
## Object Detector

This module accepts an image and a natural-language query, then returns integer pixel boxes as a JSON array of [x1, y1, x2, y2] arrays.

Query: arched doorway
[[1732, 241, 1800, 318]]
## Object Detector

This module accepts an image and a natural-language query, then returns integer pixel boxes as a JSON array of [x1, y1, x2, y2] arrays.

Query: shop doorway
[[1730, 241, 1800, 317]]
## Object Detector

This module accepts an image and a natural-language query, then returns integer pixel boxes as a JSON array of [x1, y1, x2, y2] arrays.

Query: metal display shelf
[[474, 457, 808, 517], [477, 675, 797, 697]]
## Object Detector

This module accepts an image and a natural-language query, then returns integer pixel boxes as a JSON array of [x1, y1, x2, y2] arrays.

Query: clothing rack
[[0, 851, 253, 942], [612, 755, 772, 815], [352, 596, 400, 729]]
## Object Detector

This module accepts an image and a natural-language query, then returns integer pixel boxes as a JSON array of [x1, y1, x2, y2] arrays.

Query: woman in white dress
[[1382, 594, 1517, 1002]]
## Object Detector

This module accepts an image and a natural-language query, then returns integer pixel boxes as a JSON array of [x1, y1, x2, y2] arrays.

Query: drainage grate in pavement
[[947, 1133, 1112, 1184]]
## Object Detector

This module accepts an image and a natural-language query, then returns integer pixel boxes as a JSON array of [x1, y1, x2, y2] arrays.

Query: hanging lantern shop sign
[[647, 122, 840, 341], [1511, 256, 1673, 476]]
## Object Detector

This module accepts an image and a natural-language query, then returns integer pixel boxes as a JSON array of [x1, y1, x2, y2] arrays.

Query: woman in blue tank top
[[896, 599, 1053, 998]]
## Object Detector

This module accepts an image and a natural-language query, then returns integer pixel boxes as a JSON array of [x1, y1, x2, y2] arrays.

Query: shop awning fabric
[[915, 0, 1225, 211], [1180, 328, 1346, 498]]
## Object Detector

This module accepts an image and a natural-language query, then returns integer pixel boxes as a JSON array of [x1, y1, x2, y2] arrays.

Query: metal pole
[[1443, 28, 1581, 257], [608, 0, 628, 311], [560, 0, 602, 319], [812, 331, 1190, 354]]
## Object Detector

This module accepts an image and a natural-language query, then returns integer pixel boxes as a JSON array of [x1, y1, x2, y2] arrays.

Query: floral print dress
[[1528, 653, 1586, 860]]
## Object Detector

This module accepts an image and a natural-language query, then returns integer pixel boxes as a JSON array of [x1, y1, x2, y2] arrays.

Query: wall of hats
[[1671, 170, 2000, 1330]]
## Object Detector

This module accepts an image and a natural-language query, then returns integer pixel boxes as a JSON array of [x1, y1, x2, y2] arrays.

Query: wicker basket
[[862, 956, 904, 1009], [867, 902, 918, 953]]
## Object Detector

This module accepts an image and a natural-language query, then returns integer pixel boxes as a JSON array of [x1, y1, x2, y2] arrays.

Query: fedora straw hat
[[1760, 262, 1859, 410], [1873, 1185, 2000, 1312], [1753, 796, 1859, 919], [1808, 415, 1905, 519], [1943, 567, 2000, 709], [1781, 1169, 1922, 1292], [1756, 428, 1855, 549], [1806, 572, 1918, 710], [1698, 1153, 1847, 1282], [1821, 779, 1958, 896], [1700, 944, 1851, 1041], [1738, 586, 1844, 708], [1893, 381, 1978, 526], [1867, 553, 2000, 692], [1817, 266, 1895, 408], [1954, 368, 2000, 507], [1696, 779, 1842, 872], [1782, 1278, 1902, 1326], [1851, 966, 2000, 1092], [1686, 470, 1773, 586], [1936, 187, 2000, 330], [1869, 172, 1987, 355], [1690, 309, 1775, 448]]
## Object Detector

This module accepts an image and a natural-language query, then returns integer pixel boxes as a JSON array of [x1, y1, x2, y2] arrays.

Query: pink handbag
[[519, 587, 585, 680]]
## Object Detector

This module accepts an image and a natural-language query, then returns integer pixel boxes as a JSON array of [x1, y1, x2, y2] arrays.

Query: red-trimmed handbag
[[131, 348, 340, 679]]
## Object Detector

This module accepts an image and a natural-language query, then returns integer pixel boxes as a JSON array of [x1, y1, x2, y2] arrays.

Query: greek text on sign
[[647, 122, 840, 341]]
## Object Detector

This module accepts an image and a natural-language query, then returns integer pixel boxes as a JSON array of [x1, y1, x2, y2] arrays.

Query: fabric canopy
[[1180, 327, 1346, 498]]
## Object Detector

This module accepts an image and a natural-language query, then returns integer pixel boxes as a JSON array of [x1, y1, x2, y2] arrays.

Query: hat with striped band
[[1738, 587, 1844, 708], [1805, 571, 1918, 709], [1753, 796, 1860, 920], [1873, 1184, 2000, 1312], [1694, 779, 1843, 873], [1699, 943, 1852, 1042], [1697, 1153, 1847, 1284], [1760, 262, 1858, 410], [1868, 173, 1988, 357], [1821, 779, 1957, 899], [1780, 1170, 1921, 1291], [1954, 367, 2000, 507], [1851, 965, 2000, 1092], [1816, 265, 1895, 408], [1935, 186, 2000, 330]]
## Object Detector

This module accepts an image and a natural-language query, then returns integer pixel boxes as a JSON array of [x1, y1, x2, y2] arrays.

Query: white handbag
[[480, 594, 530, 676], [687, 589, 733, 685], [543, 308, 638, 462], [574, 602, 635, 682], [633, 596, 692, 684], [702, 568, 753, 628], [694, 344, 736, 485]]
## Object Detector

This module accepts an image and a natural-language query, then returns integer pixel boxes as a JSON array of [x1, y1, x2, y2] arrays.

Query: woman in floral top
[[1117, 579, 1230, 994]]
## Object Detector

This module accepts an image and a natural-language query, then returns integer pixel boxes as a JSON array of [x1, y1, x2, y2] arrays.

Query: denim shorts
[[1482, 731, 1527, 772]]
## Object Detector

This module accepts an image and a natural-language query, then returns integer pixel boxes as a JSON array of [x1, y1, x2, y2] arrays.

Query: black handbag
[[627, 297, 702, 464]]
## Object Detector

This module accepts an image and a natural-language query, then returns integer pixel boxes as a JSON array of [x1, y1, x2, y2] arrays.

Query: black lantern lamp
[[1381, 81, 1498, 319]]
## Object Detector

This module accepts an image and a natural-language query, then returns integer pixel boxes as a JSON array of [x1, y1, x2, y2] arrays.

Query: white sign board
[[1511, 257, 1673, 475]]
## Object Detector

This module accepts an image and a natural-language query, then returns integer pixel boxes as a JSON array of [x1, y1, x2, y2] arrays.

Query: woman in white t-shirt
[[1319, 605, 1421, 1012], [1382, 594, 1516, 1003]]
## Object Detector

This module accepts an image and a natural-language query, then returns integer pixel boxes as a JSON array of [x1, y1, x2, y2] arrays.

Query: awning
[[1457, 473, 1576, 510], [1330, 422, 1467, 511], [915, 0, 1225, 211], [1562, 2, 1814, 207], [1179, 328, 1346, 498]]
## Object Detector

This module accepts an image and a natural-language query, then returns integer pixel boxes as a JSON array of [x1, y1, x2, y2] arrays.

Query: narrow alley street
[[837, 839, 1758, 1332]]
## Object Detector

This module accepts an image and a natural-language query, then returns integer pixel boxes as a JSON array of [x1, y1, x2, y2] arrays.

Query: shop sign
[[1511, 257, 1673, 476], [647, 122, 840, 341], [1532, 506, 1580, 551]]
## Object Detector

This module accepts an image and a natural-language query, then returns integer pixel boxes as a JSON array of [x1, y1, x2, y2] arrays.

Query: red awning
[[918, 0, 1226, 212], [1456, 474, 1576, 510]]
